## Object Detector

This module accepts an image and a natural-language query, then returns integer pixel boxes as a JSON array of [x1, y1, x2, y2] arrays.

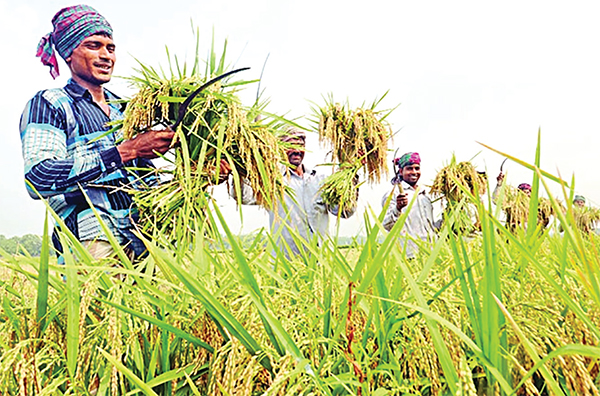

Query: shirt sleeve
[[228, 177, 258, 205], [20, 92, 124, 198], [382, 190, 401, 231]]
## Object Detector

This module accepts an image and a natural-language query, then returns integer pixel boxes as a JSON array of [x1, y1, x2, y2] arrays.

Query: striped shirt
[[19, 79, 157, 256]]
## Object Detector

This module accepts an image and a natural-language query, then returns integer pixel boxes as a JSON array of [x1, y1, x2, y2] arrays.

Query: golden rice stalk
[[501, 188, 556, 232], [430, 159, 487, 203], [315, 95, 393, 184], [573, 206, 600, 233]]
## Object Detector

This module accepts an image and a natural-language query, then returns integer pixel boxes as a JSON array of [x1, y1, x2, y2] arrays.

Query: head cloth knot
[[36, 4, 112, 79]]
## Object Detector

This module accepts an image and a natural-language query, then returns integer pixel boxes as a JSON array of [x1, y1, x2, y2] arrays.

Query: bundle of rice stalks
[[312, 94, 394, 208], [501, 187, 555, 232], [430, 158, 487, 202], [537, 197, 555, 228], [318, 163, 361, 214], [430, 157, 487, 235], [315, 95, 393, 183], [112, 39, 288, 243], [573, 206, 600, 233]]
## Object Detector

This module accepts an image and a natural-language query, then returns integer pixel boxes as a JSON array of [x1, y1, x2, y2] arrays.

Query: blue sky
[[2, 0, 600, 237]]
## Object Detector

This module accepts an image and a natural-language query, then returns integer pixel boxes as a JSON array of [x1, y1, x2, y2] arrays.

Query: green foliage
[[0, 234, 43, 256]]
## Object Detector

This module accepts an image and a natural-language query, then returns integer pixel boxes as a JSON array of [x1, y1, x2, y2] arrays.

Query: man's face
[[285, 138, 305, 169], [66, 34, 116, 87], [400, 163, 421, 186], [574, 199, 585, 207]]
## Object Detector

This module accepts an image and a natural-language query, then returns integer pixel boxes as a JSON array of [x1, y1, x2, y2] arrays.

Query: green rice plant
[[5, 133, 600, 395]]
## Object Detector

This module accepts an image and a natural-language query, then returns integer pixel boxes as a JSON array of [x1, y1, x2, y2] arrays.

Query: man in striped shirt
[[20, 5, 175, 259]]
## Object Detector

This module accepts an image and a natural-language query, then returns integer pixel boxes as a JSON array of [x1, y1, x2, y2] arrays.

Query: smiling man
[[20, 5, 175, 260], [382, 151, 438, 258]]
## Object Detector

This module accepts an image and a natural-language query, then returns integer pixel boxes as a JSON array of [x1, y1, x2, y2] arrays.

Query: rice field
[[3, 36, 600, 396], [1, 147, 600, 395]]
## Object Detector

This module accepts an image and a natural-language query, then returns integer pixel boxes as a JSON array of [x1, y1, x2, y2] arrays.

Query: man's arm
[[382, 191, 400, 231], [491, 172, 504, 204], [228, 176, 258, 205], [381, 187, 409, 231], [20, 94, 174, 198], [116, 131, 175, 163]]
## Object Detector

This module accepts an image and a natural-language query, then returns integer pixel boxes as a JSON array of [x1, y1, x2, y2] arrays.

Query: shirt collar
[[401, 180, 426, 194], [64, 79, 124, 110], [283, 164, 315, 178]]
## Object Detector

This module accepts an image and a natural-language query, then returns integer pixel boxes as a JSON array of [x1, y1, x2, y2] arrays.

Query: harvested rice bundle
[[430, 157, 487, 235], [111, 46, 288, 243], [313, 95, 393, 208], [318, 163, 361, 214], [537, 197, 556, 228], [118, 73, 285, 202], [430, 158, 487, 202], [501, 187, 556, 232], [573, 206, 600, 233], [315, 95, 392, 183]]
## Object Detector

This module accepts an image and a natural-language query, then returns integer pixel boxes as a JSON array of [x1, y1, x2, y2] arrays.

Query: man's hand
[[496, 172, 505, 185], [357, 149, 367, 166], [117, 129, 176, 163], [217, 159, 232, 184], [396, 192, 408, 211]]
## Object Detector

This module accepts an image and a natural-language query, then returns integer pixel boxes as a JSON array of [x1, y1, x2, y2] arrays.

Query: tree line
[[0, 234, 43, 256]]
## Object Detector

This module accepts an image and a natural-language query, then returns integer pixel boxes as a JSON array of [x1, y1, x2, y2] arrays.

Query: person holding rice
[[493, 172, 531, 198], [382, 151, 439, 258], [569, 195, 600, 234], [230, 127, 358, 258], [20, 5, 175, 260], [492, 172, 556, 232]]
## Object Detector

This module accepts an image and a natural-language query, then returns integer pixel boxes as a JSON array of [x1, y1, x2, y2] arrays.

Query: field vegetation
[[2, 139, 600, 395], [2, 36, 599, 396]]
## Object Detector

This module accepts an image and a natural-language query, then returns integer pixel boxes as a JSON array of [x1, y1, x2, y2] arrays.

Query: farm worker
[[19, 5, 176, 260], [492, 172, 559, 232], [573, 195, 586, 207], [229, 127, 358, 258], [493, 172, 531, 200], [382, 152, 438, 259], [571, 195, 599, 234]]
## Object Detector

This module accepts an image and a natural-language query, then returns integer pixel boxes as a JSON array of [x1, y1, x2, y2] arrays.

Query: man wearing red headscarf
[[20, 5, 175, 260], [382, 151, 438, 259]]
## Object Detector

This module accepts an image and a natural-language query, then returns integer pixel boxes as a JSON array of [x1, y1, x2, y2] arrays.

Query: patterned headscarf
[[36, 5, 113, 79], [517, 183, 532, 192], [394, 152, 421, 169]]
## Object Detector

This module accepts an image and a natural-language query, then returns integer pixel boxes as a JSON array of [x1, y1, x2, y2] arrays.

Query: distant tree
[[0, 234, 43, 256], [0, 235, 18, 255], [19, 234, 43, 256]]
